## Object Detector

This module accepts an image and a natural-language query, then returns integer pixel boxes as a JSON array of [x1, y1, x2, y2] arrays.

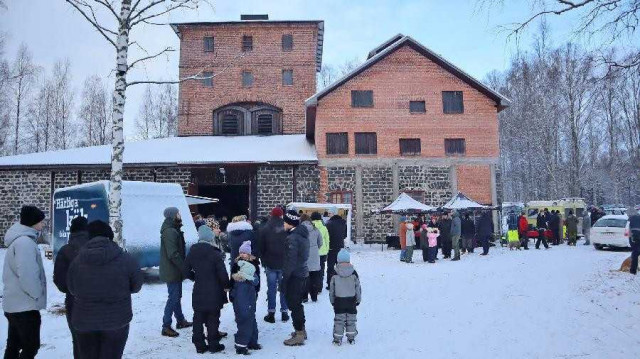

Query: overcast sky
[[0, 0, 621, 139]]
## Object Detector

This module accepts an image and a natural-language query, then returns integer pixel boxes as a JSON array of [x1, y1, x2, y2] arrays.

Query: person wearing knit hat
[[329, 247, 361, 346], [283, 210, 300, 229], [337, 248, 350, 263], [239, 240, 252, 255], [160, 205, 190, 337], [184, 224, 230, 354], [53, 215, 91, 359], [3, 205, 47, 358], [88, 220, 115, 240], [271, 207, 284, 218]]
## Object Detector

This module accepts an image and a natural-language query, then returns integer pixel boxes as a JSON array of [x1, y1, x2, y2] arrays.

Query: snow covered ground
[[1, 243, 640, 358]]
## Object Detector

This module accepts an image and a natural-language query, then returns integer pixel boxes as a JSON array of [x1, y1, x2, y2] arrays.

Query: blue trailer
[[52, 181, 197, 268]]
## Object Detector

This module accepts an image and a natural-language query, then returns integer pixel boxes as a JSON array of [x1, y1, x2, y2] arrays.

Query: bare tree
[[79, 75, 111, 146], [0, 34, 10, 155], [50, 60, 75, 150], [10, 44, 38, 155], [65, 0, 215, 245], [480, 0, 640, 69], [134, 85, 154, 140]]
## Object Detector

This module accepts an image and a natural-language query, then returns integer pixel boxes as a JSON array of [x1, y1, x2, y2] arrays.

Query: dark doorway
[[197, 185, 249, 220]]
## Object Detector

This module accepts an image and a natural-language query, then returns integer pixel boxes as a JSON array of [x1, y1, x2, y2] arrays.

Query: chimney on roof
[[241, 14, 269, 21]]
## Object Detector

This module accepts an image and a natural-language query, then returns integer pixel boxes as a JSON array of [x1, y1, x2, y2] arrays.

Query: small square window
[[203, 36, 214, 52], [282, 34, 293, 51], [330, 191, 352, 205], [202, 72, 213, 87], [242, 71, 254, 87], [400, 138, 421, 156], [409, 100, 426, 113], [326, 132, 348, 155], [242, 35, 253, 52], [442, 91, 464, 114], [282, 69, 293, 86], [351, 90, 374, 108], [445, 138, 466, 156], [355, 132, 377, 155]]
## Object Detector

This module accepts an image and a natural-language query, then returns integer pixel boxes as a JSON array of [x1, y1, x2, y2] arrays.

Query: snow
[[1, 243, 640, 358], [0, 134, 317, 167]]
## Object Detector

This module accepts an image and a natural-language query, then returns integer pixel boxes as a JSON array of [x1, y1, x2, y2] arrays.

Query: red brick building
[[0, 18, 508, 243]]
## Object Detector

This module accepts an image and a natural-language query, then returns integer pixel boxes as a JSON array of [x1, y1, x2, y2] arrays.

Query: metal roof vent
[[241, 14, 269, 21]]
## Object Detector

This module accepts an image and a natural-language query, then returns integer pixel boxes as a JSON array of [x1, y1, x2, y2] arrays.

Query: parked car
[[591, 214, 629, 250]]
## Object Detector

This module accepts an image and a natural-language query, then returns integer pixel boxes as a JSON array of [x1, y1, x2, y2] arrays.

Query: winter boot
[[281, 312, 290, 322], [264, 313, 275, 324], [195, 342, 208, 354], [217, 331, 228, 339], [333, 338, 341, 346], [284, 331, 306, 346], [290, 329, 308, 339], [209, 343, 225, 353], [452, 256, 460, 261], [235, 346, 250, 355], [248, 344, 263, 350], [177, 320, 193, 329], [348, 338, 355, 345], [161, 327, 179, 337]]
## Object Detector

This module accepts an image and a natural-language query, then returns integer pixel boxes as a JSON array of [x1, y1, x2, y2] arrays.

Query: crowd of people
[[2, 204, 358, 358], [398, 210, 494, 262]]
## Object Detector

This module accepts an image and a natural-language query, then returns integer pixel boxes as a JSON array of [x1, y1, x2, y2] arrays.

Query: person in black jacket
[[184, 226, 230, 354], [325, 214, 347, 290], [461, 213, 475, 254], [53, 216, 90, 359], [535, 211, 550, 249], [281, 210, 309, 346], [227, 216, 257, 264], [627, 208, 640, 274], [258, 207, 289, 324], [67, 220, 143, 359], [477, 211, 494, 255], [438, 213, 452, 259]]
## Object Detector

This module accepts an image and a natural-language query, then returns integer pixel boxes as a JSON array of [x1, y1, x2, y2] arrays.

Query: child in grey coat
[[329, 248, 362, 345]]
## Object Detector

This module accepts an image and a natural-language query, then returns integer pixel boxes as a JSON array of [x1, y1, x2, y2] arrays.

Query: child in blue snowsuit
[[231, 241, 260, 355]]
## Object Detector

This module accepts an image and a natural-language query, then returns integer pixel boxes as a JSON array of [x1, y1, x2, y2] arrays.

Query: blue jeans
[[163, 282, 185, 328], [265, 268, 288, 313], [400, 249, 406, 261]]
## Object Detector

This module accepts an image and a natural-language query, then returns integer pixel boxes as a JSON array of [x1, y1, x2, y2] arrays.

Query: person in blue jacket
[[230, 241, 261, 355]]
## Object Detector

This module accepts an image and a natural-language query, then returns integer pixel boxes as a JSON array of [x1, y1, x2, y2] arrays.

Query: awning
[[442, 192, 487, 210], [376, 193, 437, 214]]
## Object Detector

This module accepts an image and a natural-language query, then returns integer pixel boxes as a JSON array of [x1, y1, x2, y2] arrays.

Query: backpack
[[507, 213, 518, 230]]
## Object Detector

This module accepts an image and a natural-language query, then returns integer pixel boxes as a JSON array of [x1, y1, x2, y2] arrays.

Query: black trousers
[[77, 325, 129, 359], [536, 229, 549, 249], [65, 298, 80, 359], [193, 309, 221, 349], [4, 311, 41, 359], [422, 246, 429, 262], [630, 238, 640, 275], [326, 250, 339, 288], [306, 270, 322, 301], [519, 232, 529, 249], [285, 277, 306, 331], [481, 235, 490, 255], [442, 238, 452, 257]]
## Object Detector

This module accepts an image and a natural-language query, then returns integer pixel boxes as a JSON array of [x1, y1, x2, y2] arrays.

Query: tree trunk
[[109, 0, 131, 247]]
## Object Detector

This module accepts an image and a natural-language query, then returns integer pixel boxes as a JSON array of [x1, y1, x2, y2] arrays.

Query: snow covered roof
[[0, 135, 317, 168], [306, 34, 510, 109], [377, 193, 437, 214], [443, 192, 487, 210]]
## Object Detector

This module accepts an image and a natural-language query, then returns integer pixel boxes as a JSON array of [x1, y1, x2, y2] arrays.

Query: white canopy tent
[[442, 192, 488, 210], [377, 193, 437, 214], [287, 202, 353, 245]]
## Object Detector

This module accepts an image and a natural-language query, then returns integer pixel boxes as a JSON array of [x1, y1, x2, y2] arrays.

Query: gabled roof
[[170, 20, 324, 72], [306, 34, 510, 108], [443, 192, 488, 210], [0, 135, 317, 168]]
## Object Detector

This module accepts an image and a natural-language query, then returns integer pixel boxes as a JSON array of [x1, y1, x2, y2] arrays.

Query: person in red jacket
[[518, 211, 529, 250]]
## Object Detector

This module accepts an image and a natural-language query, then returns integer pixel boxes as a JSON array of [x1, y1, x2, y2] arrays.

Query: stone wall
[[326, 166, 357, 237], [294, 165, 320, 203], [256, 165, 293, 217], [398, 166, 451, 207], [361, 166, 394, 242]]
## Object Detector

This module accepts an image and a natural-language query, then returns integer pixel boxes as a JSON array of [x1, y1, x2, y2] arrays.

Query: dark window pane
[[204, 36, 214, 52], [326, 132, 348, 155], [257, 114, 273, 135], [409, 100, 426, 113], [242, 71, 253, 87], [400, 138, 421, 156], [351, 90, 374, 108], [221, 114, 240, 135], [355, 132, 377, 154], [282, 34, 293, 51], [330, 191, 352, 204], [442, 91, 464, 114], [444, 138, 466, 156], [202, 71, 213, 87], [242, 35, 253, 52], [282, 69, 293, 86]]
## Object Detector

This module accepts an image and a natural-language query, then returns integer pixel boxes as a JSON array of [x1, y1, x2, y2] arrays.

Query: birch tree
[[65, 0, 215, 246], [10, 44, 38, 155], [51, 60, 75, 150]]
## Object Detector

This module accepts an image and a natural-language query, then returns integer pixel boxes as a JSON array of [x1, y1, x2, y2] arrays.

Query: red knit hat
[[270, 207, 284, 217]]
